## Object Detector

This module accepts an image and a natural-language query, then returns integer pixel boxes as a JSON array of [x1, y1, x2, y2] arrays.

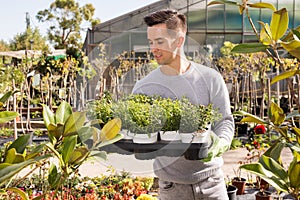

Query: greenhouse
[[83, 0, 300, 58], [83, 0, 300, 100]]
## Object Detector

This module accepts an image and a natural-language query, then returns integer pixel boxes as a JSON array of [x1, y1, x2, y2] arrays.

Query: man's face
[[147, 24, 180, 65]]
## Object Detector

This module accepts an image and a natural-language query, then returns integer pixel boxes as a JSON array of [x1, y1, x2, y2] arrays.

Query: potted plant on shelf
[[178, 97, 221, 143]]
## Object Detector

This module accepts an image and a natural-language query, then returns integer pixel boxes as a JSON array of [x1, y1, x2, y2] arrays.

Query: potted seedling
[[123, 94, 166, 144], [159, 97, 181, 141], [179, 97, 221, 143]]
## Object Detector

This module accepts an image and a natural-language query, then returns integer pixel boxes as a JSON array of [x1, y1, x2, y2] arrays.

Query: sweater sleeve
[[209, 71, 235, 145]]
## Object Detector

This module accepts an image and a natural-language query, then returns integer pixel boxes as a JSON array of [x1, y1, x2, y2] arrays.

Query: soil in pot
[[255, 191, 272, 200], [231, 177, 246, 195], [227, 185, 237, 200]]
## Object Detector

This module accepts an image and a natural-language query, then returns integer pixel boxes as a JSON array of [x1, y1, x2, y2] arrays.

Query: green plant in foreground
[[234, 102, 300, 198], [42, 101, 123, 198]]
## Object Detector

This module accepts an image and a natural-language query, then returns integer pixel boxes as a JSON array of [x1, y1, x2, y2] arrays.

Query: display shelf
[[99, 139, 209, 160]]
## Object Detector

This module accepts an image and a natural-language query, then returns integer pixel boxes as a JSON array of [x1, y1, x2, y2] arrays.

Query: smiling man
[[132, 9, 234, 200]]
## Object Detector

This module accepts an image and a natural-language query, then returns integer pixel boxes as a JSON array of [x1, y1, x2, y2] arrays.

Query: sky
[[0, 0, 159, 43]]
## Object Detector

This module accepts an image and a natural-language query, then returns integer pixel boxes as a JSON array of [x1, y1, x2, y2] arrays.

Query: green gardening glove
[[201, 131, 230, 162]]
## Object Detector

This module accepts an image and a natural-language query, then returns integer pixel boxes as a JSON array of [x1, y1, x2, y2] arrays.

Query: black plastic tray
[[99, 139, 209, 160]]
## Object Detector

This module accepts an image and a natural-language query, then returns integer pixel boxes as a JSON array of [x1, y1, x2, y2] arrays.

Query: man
[[132, 9, 234, 200]]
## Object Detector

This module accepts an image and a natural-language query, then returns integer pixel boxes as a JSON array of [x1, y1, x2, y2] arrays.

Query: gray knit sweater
[[132, 61, 234, 184]]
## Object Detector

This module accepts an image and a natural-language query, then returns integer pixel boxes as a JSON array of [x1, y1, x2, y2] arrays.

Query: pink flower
[[254, 124, 266, 134]]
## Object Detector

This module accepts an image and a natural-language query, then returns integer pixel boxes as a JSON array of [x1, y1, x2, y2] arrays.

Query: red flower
[[254, 124, 266, 134], [253, 140, 260, 149]]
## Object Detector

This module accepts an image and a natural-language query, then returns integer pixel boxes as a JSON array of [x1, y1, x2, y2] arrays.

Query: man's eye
[[157, 41, 164, 45]]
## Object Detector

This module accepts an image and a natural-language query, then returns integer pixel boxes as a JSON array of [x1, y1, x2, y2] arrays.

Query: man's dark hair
[[144, 9, 187, 32]]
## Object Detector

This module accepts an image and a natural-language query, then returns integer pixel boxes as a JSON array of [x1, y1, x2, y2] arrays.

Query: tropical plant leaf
[[4, 148, 25, 164], [240, 163, 289, 193], [89, 150, 107, 160], [263, 141, 285, 163], [271, 69, 300, 85], [96, 134, 123, 148], [77, 126, 98, 143], [270, 8, 288, 41], [68, 147, 89, 165], [231, 43, 269, 53], [48, 123, 64, 140], [234, 110, 267, 124], [288, 151, 300, 188], [61, 135, 77, 164], [6, 187, 29, 200], [7, 134, 30, 154], [248, 2, 276, 11], [0, 91, 18, 103], [281, 26, 300, 42], [0, 160, 36, 186], [281, 40, 300, 59], [207, 0, 238, 7], [55, 101, 72, 124], [0, 111, 18, 123], [259, 155, 289, 183], [42, 104, 55, 128], [64, 112, 86, 136], [48, 164, 61, 189], [100, 118, 122, 142], [270, 102, 285, 126], [259, 21, 273, 45]]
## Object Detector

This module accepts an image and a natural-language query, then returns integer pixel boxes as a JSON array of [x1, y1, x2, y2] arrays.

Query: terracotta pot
[[231, 177, 246, 195], [257, 177, 269, 190], [255, 191, 272, 200]]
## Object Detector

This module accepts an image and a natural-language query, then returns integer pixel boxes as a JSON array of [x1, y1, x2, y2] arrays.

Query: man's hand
[[201, 131, 230, 162]]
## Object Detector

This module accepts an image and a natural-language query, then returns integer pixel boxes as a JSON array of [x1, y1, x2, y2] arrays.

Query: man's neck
[[160, 58, 191, 76]]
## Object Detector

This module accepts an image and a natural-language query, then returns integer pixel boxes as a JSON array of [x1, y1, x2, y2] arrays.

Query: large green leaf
[[281, 26, 300, 42], [77, 126, 98, 143], [68, 147, 89, 165], [231, 43, 269, 53], [288, 151, 300, 188], [0, 160, 36, 186], [207, 0, 238, 7], [96, 133, 123, 148], [4, 148, 25, 164], [240, 163, 289, 193], [0, 111, 18, 123], [55, 101, 72, 124], [42, 104, 55, 128], [0, 91, 17, 103], [271, 69, 300, 85], [248, 2, 276, 11], [6, 187, 29, 200], [48, 164, 61, 189], [259, 22, 273, 45], [263, 141, 285, 162], [270, 8, 288, 41], [8, 134, 30, 153], [281, 40, 300, 59], [234, 111, 267, 124], [259, 155, 289, 184], [48, 123, 64, 141], [61, 135, 77, 164], [270, 102, 285, 126], [89, 150, 107, 161], [63, 112, 86, 136]]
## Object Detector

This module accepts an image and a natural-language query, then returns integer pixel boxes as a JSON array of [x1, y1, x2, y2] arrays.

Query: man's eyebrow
[[148, 38, 164, 41]]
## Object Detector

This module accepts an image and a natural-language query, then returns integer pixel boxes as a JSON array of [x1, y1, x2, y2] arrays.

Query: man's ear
[[176, 36, 185, 48]]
